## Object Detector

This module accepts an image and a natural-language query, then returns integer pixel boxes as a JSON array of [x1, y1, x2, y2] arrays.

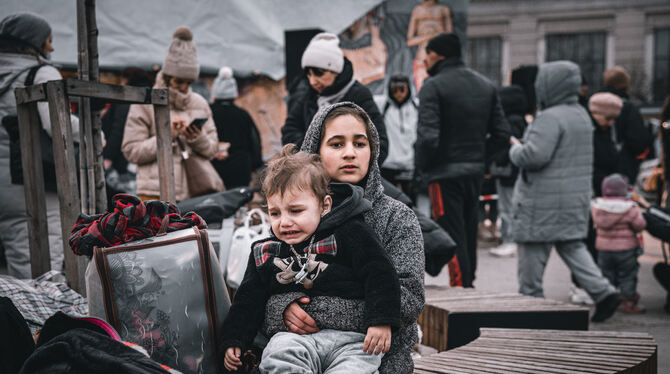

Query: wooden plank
[[46, 81, 83, 293], [153, 104, 175, 202], [14, 83, 46, 105], [64, 79, 163, 104], [15, 102, 50, 277]]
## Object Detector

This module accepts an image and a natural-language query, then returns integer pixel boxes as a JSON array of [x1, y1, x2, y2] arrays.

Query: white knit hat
[[301, 32, 344, 73], [162, 26, 199, 80], [212, 66, 238, 100]]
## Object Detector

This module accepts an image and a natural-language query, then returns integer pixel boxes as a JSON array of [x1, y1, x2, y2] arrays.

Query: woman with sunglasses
[[122, 26, 219, 202], [281, 32, 389, 163]]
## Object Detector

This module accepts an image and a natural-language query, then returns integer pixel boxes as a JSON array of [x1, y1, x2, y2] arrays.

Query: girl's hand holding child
[[363, 325, 391, 355]]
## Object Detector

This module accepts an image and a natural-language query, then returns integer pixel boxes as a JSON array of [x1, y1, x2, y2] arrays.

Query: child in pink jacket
[[591, 173, 646, 314]]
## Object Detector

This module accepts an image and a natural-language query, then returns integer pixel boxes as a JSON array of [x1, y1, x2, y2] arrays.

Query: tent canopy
[[3, 0, 382, 79]]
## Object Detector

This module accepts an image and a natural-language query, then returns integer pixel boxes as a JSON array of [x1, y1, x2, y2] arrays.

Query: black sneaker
[[592, 293, 621, 322]]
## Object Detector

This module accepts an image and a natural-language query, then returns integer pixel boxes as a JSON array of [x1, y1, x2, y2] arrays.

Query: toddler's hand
[[363, 325, 391, 355], [224, 347, 243, 371]]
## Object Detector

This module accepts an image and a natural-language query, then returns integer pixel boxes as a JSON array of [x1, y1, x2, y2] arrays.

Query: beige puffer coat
[[122, 71, 218, 201]]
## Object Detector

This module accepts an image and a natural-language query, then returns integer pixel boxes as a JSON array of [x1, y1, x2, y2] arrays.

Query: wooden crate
[[414, 328, 657, 374], [418, 287, 589, 351]]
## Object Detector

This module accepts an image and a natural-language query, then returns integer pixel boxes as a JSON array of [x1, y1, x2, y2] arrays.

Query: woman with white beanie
[[281, 32, 389, 163], [122, 26, 220, 201], [209, 67, 263, 188]]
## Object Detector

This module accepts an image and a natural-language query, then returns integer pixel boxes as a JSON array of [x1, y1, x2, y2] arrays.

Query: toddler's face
[[267, 188, 332, 245]]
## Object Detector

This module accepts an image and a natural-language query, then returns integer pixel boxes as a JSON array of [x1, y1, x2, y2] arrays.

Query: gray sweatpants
[[495, 180, 514, 243], [518, 240, 616, 303], [260, 329, 382, 374], [0, 187, 64, 279]]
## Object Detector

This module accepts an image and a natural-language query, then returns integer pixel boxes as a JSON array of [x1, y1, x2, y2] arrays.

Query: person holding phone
[[122, 26, 219, 201]]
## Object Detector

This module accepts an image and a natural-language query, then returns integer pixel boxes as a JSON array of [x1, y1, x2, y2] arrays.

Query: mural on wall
[[339, 0, 469, 95]]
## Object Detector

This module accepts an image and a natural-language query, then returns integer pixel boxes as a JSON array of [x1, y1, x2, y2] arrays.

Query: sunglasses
[[390, 82, 408, 93], [304, 67, 327, 77]]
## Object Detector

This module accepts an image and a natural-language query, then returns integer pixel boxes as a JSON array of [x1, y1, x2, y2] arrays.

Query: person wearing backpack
[[0, 13, 80, 279], [374, 75, 418, 200]]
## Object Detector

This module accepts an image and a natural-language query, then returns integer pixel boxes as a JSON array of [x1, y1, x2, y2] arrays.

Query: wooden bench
[[418, 287, 590, 351], [414, 328, 658, 374]]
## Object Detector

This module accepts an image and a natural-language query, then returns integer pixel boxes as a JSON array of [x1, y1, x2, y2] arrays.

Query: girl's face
[[319, 114, 371, 184], [168, 76, 193, 94], [267, 187, 332, 245]]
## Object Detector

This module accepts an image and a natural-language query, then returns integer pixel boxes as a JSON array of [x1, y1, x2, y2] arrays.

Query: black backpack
[[2, 65, 64, 192]]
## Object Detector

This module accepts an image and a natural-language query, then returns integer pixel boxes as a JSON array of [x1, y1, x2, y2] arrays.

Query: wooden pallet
[[414, 328, 657, 373], [418, 287, 590, 351]]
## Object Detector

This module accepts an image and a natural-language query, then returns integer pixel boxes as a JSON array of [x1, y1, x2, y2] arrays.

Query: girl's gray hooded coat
[[262, 102, 425, 373], [509, 60, 593, 243]]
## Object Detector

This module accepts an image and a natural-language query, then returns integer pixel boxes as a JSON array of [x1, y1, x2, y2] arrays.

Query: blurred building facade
[[466, 0, 670, 104]]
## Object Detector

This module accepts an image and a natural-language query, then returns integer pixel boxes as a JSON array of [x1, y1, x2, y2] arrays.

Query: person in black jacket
[[601, 66, 652, 183], [281, 32, 388, 163], [489, 85, 528, 257], [414, 33, 510, 287], [101, 67, 153, 174], [221, 145, 400, 373], [209, 66, 263, 188]]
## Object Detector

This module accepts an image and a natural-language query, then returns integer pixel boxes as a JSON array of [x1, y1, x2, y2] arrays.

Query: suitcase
[[88, 226, 230, 374]]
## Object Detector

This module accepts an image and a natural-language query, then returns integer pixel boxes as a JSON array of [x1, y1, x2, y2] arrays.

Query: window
[[653, 28, 670, 102], [467, 36, 501, 86], [546, 32, 606, 96]]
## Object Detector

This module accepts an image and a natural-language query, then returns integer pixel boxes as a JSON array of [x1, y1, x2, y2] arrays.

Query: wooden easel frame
[[14, 79, 173, 293]]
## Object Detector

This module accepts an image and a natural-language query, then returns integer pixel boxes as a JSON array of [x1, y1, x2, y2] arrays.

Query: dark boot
[[592, 293, 621, 322]]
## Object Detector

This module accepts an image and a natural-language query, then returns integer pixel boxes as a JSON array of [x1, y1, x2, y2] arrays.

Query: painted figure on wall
[[406, 0, 452, 90]]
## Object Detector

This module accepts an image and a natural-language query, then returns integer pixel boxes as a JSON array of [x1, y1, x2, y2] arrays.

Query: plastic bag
[[226, 208, 271, 288]]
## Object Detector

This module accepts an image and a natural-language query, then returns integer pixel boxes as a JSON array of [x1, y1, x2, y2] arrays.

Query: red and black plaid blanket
[[69, 194, 206, 256]]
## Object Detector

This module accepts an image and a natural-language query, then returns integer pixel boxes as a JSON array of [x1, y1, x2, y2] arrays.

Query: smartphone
[[189, 117, 208, 130]]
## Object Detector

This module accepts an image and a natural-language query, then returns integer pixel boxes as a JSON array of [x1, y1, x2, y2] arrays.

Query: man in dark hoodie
[[221, 144, 400, 373], [414, 33, 510, 287], [281, 32, 389, 163]]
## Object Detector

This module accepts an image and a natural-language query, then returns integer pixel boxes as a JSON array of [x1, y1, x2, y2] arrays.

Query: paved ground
[[425, 231, 669, 373]]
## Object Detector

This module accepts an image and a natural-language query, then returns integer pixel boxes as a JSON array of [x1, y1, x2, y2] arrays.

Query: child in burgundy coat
[[591, 173, 646, 313]]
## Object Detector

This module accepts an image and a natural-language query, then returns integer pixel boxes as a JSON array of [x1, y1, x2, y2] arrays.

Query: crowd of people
[[2, 10, 670, 374]]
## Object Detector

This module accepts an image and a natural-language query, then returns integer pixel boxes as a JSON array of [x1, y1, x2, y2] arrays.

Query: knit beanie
[[426, 33, 461, 58], [588, 92, 623, 118], [0, 12, 51, 54], [603, 66, 630, 92], [301, 33, 344, 73], [212, 66, 238, 100], [601, 173, 629, 197], [162, 26, 199, 80]]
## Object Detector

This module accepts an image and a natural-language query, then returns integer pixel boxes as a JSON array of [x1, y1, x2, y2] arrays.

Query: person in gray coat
[[509, 60, 621, 322]]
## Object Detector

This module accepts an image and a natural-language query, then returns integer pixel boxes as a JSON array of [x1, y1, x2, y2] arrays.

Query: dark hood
[[317, 57, 354, 97], [499, 85, 528, 116], [300, 101, 384, 203], [316, 183, 371, 234], [535, 60, 581, 110]]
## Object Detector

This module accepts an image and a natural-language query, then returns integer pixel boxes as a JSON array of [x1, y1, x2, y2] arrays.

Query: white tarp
[[2, 0, 383, 79]]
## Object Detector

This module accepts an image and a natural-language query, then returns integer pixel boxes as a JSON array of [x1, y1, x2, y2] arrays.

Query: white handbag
[[225, 208, 271, 288]]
